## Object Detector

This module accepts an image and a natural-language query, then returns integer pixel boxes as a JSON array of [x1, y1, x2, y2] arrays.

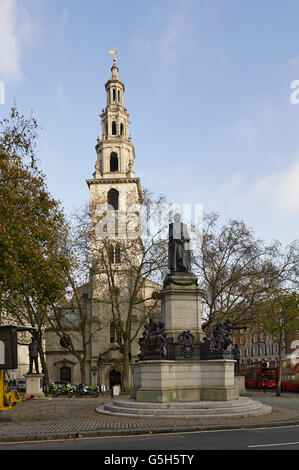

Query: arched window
[[107, 188, 119, 210], [110, 152, 118, 172], [115, 243, 121, 264], [120, 123, 124, 136], [112, 121, 117, 135], [108, 244, 114, 263], [118, 90, 120, 102]]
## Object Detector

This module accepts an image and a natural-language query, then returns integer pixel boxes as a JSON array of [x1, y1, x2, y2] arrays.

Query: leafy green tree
[[0, 106, 70, 387], [259, 290, 299, 396]]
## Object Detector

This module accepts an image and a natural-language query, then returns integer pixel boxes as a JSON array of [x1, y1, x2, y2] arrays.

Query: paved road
[[1, 425, 299, 451]]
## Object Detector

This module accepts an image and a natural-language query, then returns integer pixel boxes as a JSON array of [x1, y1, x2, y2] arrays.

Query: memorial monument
[[25, 337, 45, 399], [97, 215, 272, 418]]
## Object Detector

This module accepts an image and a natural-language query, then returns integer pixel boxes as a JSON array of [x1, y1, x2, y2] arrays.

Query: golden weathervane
[[108, 48, 118, 63]]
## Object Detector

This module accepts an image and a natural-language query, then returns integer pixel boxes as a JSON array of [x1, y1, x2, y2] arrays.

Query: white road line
[[248, 441, 299, 448]]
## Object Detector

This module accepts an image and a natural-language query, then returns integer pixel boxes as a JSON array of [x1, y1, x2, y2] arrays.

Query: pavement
[[1, 390, 299, 443]]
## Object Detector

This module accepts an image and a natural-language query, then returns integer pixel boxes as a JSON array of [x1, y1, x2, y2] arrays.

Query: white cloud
[[251, 159, 299, 214], [0, 0, 37, 81]]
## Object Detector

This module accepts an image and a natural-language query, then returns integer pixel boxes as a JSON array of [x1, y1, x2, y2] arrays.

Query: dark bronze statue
[[178, 330, 194, 358], [28, 337, 40, 374], [202, 317, 247, 358], [138, 318, 169, 359], [212, 318, 247, 351], [168, 213, 192, 274]]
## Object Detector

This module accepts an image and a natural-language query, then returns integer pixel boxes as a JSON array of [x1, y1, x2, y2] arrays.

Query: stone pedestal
[[131, 359, 238, 403], [100, 271, 272, 418], [24, 374, 45, 399], [162, 273, 204, 343], [130, 272, 240, 404]]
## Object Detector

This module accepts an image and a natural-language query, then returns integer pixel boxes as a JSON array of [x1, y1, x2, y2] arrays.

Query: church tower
[[86, 57, 143, 388]]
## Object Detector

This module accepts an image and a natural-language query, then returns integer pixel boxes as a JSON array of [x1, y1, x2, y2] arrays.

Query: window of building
[[107, 188, 119, 210], [59, 336, 70, 349], [60, 367, 71, 382], [110, 152, 118, 172], [120, 123, 124, 135], [108, 244, 114, 263], [113, 88, 116, 102], [112, 121, 117, 135], [115, 243, 121, 263], [110, 322, 116, 343]]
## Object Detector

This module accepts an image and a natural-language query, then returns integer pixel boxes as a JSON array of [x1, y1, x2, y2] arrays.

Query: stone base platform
[[96, 397, 272, 419]]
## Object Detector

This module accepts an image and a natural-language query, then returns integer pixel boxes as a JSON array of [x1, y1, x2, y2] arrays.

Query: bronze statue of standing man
[[168, 213, 192, 274], [28, 337, 40, 374]]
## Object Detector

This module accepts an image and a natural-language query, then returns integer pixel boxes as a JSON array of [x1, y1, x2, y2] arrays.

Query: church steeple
[[93, 58, 135, 179]]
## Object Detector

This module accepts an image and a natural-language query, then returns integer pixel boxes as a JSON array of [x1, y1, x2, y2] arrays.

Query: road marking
[[248, 441, 299, 448]]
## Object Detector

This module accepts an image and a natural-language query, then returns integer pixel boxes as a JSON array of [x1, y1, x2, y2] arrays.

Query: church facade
[[45, 60, 158, 389]]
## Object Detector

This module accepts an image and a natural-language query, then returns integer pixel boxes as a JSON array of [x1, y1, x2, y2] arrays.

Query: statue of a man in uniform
[[168, 213, 192, 274], [28, 337, 40, 374]]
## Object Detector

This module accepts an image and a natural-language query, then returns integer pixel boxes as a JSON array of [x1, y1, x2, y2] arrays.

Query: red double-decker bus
[[281, 359, 299, 392], [240, 360, 277, 389]]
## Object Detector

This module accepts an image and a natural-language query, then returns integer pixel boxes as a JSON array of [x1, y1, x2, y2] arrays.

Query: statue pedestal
[[131, 273, 239, 403], [24, 374, 45, 399], [131, 359, 238, 403], [162, 273, 204, 343]]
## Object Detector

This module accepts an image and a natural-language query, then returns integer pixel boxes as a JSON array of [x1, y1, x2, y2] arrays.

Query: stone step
[[103, 403, 262, 416], [96, 398, 272, 419], [112, 397, 253, 409]]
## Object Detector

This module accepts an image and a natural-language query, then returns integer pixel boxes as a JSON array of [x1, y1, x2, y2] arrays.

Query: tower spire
[[91, 56, 139, 181]]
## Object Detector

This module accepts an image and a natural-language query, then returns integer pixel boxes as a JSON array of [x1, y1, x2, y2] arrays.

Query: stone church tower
[[45, 59, 157, 389], [85, 60, 143, 389]]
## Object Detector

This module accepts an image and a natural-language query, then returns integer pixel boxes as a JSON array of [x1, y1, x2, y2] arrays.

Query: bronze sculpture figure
[[168, 213, 192, 274], [28, 337, 40, 374]]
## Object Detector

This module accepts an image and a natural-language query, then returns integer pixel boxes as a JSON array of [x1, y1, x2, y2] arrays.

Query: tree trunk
[[79, 356, 86, 384], [39, 347, 50, 393], [122, 337, 130, 392]]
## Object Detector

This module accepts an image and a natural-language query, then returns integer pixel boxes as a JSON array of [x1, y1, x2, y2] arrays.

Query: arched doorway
[[109, 369, 121, 389]]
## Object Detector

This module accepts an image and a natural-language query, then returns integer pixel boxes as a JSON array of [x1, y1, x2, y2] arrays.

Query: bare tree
[[192, 212, 298, 331]]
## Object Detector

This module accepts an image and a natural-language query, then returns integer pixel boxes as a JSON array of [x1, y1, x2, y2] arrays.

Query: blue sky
[[1, 0, 299, 246]]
